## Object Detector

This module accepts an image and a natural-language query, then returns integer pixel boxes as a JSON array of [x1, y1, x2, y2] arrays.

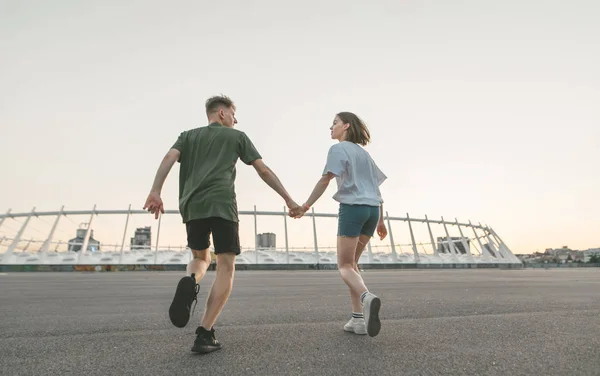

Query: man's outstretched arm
[[144, 148, 180, 219], [251, 159, 297, 209]]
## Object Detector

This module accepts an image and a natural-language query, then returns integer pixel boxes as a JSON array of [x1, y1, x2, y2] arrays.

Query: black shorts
[[186, 217, 241, 255]]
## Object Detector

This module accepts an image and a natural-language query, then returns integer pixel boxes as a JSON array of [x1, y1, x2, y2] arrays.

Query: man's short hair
[[205, 95, 235, 115]]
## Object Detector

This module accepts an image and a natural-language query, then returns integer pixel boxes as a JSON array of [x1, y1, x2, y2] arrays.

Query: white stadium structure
[[0, 206, 521, 267]]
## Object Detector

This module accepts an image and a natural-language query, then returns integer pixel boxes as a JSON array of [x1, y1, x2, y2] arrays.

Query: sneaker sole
[[191, 345, 222, 354], [169, 276, 196, 328], [366, 297, 381, 337]]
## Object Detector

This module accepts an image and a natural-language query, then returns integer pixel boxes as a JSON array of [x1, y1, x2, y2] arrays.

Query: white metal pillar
[[367, 241, 374, 263], [5, 207, 35, 258], [254, 205, 258, 264], [424, 214, 440, 258], [78, 205, 96, 263], [487, 227, 504, 258], [487, 226, 513, 261], [455, 218, 475, 262], [119, 204, 132, 264], [489, 227, 519, 262], [441, 216, 459, 262], [487, 228, 507, 259], [486, 233, 503, 259], [311, 207, 319, 261], [385, 211, 398, 261], [23, 239, 33, 252], [283, 206, 289, 264], [40, 206, 64, 260], [0, 209, 12, 231], [480, 222, 502, 259], [154, 213, 162, 264], [406, 213, 420, 263], [469, 221, 490, 260]]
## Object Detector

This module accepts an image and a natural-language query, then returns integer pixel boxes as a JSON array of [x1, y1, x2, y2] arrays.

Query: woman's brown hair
[[337, 112, 371, 146]]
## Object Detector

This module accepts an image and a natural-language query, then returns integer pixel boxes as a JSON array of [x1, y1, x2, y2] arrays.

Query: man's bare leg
[[191, 252, 235, 354], [200, 252, 236, 330], [188, 249, 211, 283], [169, 249, 210, 328]]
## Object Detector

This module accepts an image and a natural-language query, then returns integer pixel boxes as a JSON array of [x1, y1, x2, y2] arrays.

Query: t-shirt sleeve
[[322, 145, 347, 176], [238, 132, 262, 165], [171, 131, 186, 162], [374, 162, 387, 186]]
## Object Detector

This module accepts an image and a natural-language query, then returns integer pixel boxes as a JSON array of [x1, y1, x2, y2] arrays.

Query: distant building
[[571, 251, 585, 262], [131, 226, 151, 250], [583, 248, 600, 262], [436, 236, 470, 254], [544, 246, 573, 257], [257, 232, 276, 249], [68, 228, 101, 253], [516, 246, 600, 264]]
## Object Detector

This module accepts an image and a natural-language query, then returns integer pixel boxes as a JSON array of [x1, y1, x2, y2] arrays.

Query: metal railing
[[0, 206, 519, 264]]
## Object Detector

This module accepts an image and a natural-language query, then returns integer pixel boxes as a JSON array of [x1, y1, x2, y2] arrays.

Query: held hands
[[287, 200, 309, 219], [143, 191, 164, 219]]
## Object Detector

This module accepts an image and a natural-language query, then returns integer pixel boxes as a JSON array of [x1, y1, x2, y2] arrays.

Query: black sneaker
[[191, 326, 222, 354], [168, 273, 199, 328]]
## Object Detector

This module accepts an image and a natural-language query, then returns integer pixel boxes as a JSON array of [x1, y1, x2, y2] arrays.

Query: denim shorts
[[338, 203, 380, 237]]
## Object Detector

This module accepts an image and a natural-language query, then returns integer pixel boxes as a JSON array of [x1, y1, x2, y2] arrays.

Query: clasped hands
[[286, 200, 309, 219]]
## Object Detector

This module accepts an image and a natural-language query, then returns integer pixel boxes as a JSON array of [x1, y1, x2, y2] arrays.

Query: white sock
[[360, 291, 369, 304]]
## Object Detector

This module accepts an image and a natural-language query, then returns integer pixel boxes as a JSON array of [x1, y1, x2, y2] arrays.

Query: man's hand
[[143, 191, 164, 219], [286, 199, 299, 210], [376, 220, 388, 240], [286, 200, 304, 218], [289, 203, 309, 219]]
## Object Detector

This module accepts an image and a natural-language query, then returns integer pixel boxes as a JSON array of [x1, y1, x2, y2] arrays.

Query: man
[[143, 95, 299, 353]]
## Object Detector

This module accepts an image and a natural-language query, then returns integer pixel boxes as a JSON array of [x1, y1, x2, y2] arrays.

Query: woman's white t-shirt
[[322, 141, 387, 206]]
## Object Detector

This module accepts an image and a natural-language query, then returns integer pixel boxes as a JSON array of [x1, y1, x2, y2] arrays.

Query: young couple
[[143, 95, 388, 354]]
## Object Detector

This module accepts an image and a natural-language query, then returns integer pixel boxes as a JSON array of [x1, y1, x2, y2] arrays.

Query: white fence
[[0, 206, 520, 265]]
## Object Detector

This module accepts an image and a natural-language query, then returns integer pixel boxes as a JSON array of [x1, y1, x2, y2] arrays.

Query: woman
[[291, 112, 388, 337]]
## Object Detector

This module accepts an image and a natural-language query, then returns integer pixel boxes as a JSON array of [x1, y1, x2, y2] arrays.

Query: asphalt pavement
[[0, 269, 599, 375]]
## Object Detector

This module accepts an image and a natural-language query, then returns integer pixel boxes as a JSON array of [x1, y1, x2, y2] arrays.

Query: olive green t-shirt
[[171, 123, 262, 223]]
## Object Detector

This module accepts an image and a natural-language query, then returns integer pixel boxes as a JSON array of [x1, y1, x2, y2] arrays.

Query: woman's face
[[330, 115, 348, 141]]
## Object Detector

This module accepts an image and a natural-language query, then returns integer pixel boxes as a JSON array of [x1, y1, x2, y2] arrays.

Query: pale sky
[[1, 0, 598, 255]]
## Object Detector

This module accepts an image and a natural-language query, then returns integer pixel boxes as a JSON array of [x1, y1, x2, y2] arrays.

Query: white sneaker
[[362, 292, 381, 337], [343, 318, 367, 335]]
